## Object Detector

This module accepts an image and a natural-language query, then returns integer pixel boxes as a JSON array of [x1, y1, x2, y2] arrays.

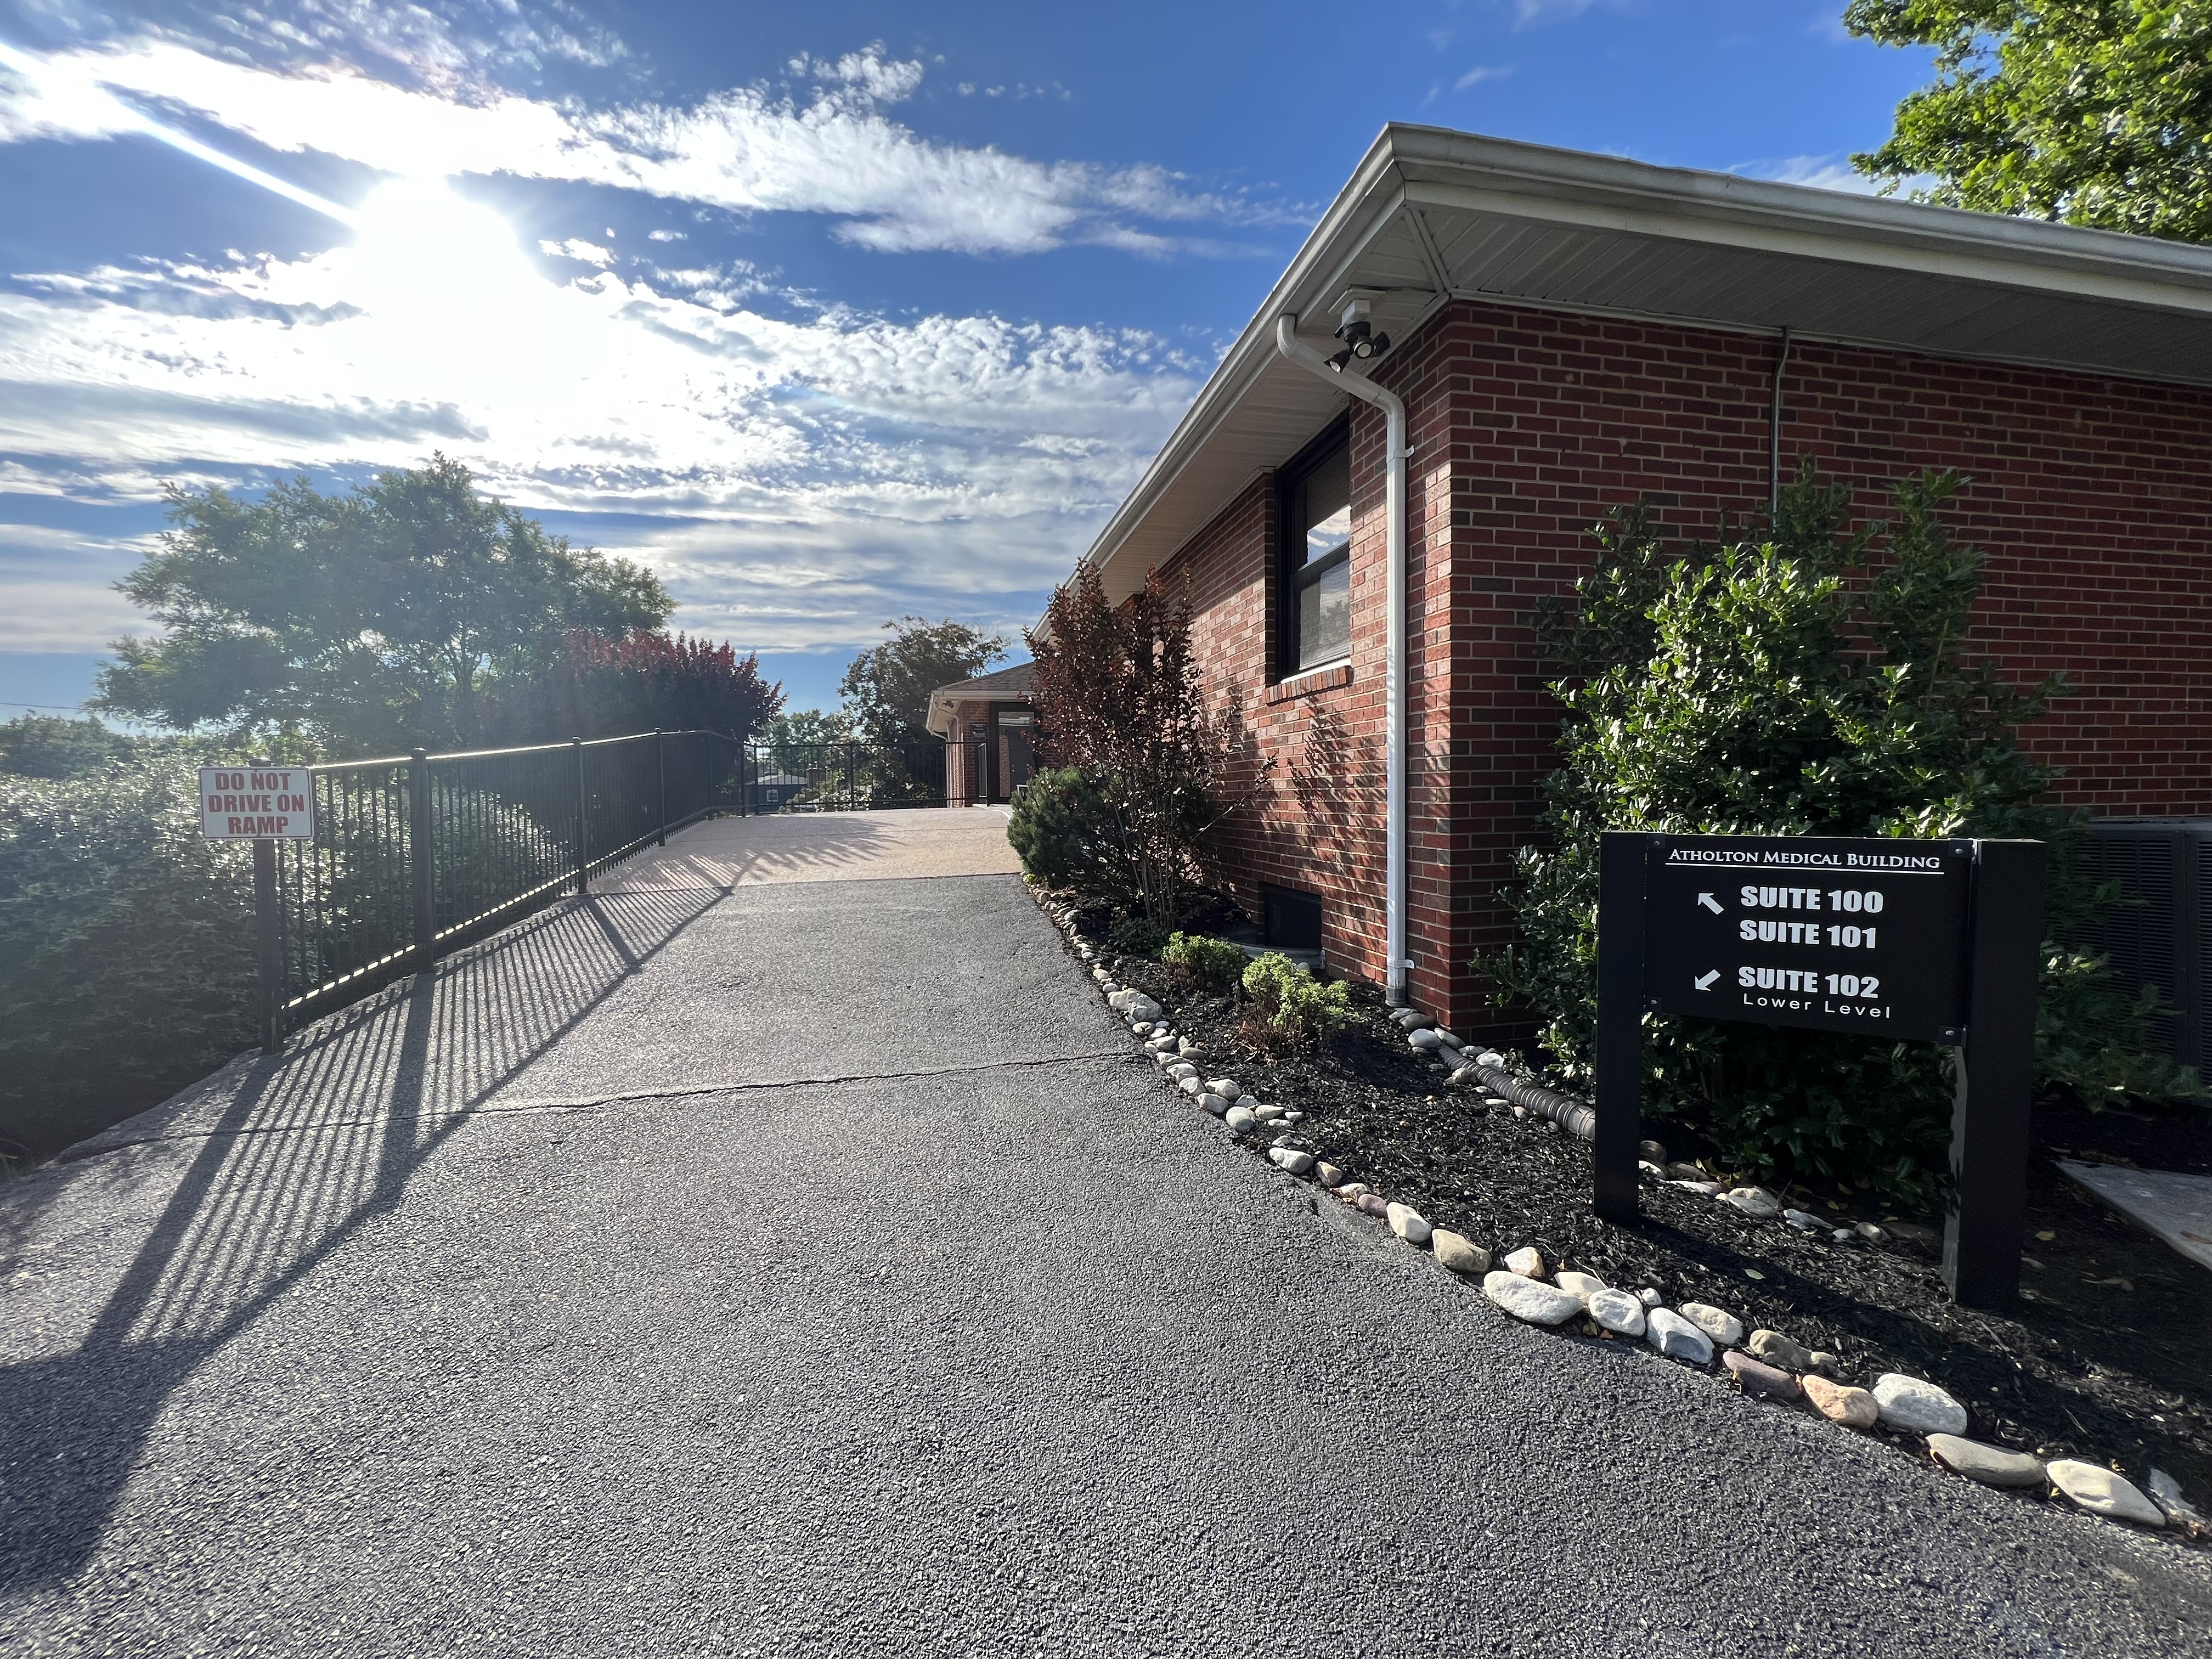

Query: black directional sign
[[1595, 828, 2046, 1310], [1641, 834, 1973, 1045]]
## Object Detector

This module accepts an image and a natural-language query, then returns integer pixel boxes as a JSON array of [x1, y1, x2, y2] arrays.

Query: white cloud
[[0, 19, 1269, 657], [1734, 154, 1880, 195], [0, 37, 1286, 256], [540, 238, 616, 266], [1454, 65, 1512, 91], [1510, 0, 1640, 25], [0, 522, 155, 651], [0, 187, 1201, 652]]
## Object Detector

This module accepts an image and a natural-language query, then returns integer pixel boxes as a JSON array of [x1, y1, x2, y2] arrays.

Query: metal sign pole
[[1945, 839, 2047, 1306], [254, 835, 281, 1054], [1594, 831, 1650, 1222]]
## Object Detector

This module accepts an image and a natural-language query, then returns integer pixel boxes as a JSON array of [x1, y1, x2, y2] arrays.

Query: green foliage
[[1108, 916, 1172, 957], [1240, 952, 1350, 1052], [1847, 1, 2212, 242], [93, 455, 670, 755], [760, 708, 854, 749], [1486, 466, 2200, 1204], [838, 616, 1007, 801], [1007, 765, 1138, 898], [0, 744, 257, 1159], [1161, 931, 1250, 990], [0, 715, 137, 780]]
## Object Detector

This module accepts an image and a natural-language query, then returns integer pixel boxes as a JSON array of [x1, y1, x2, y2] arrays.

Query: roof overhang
[[1081, 123, 2212, 601]]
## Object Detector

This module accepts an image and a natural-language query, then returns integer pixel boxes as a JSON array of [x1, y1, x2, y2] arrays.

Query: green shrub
[[0, 747, 258, 1158], [1240, 952, 1350, 1051], [1108, 915, 1172, 957], [1161, 931, 1249, 990], [1007, 765, 1138, 899], [1485, 466, 2201, 1204]]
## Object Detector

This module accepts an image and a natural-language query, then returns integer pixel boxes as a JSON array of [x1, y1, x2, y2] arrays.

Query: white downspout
[[1276, 313, 1408, 1007]]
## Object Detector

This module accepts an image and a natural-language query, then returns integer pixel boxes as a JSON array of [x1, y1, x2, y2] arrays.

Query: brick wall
[[1153, 297, 2212, 1037]]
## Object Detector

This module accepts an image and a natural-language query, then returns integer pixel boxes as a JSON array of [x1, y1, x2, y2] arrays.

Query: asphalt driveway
[[2, 815, 2207, 1656]]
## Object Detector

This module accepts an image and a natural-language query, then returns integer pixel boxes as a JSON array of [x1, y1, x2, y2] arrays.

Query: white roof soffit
[[1081, 123, 2212, 600]]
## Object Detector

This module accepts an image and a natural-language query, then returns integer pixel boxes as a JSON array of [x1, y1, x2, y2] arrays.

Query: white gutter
[[1275, 313, 1409, 1007]]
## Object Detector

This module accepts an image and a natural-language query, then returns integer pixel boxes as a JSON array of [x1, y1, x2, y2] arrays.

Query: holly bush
[[1484, 466, 2199, 1205]]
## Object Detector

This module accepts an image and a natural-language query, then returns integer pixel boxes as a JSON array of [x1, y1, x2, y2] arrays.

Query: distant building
[[924, 662, 1038, 805], [749, 771, 809, 811], [1060, 123, 2212, 1036]]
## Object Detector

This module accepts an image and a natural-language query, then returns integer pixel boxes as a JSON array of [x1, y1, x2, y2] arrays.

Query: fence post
[[410, 748, 435, 968], [572, 736, 588, 895], [656, 727, 668, 846], [255, 834, 282, 1054]]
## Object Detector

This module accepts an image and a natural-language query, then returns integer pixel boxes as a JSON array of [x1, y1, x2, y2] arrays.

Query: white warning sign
[[198, 767, 315, 839]]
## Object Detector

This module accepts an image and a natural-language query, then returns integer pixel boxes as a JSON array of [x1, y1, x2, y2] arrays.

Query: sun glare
[[349, 178, 538, 300], [342, 178, 558, 375]]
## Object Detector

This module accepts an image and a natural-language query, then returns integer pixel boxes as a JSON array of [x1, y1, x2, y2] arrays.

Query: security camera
[[1329, 294, 1390, 369]]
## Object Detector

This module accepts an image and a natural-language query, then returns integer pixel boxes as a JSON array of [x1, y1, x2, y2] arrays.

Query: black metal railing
[[261, 729, 744, 1045], [250, 730, 997, 1049], [740, 741, 952, 814]]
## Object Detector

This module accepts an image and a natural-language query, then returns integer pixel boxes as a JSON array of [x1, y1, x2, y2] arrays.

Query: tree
[[837, 616, 1007, 798], [758, 708, 854, 750], [522, 630, 782, 742], [1847, 1, 2212, 241], [0, 714, 137, 780], [93, 455, 670, 755], [1485, 466, 2198, 1203], [1024, 565, 1242, 924]]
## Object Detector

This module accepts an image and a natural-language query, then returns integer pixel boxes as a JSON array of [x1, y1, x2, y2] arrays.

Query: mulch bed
[[1082, 918, 2212, 1508]]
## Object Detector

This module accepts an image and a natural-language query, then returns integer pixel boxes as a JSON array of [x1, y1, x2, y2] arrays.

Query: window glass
[[1298, 444, 1351, 567], [1285, 432, 1353, 673], [1297, 557, 1350, 669]]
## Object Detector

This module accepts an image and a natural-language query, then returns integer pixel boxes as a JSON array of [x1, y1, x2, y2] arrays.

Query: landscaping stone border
[[1028, 883, 2211, 1547]]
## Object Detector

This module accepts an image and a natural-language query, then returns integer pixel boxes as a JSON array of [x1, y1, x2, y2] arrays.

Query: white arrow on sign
[[1697, 892, 1723, 915], [1694, 970, 1720, 990]]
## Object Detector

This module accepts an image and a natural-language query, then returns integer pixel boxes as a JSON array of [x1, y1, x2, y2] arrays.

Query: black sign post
[[1594, 831, 2045, 1306]]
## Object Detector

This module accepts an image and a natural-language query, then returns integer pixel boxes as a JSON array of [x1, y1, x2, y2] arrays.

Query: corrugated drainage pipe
[[1276, 312, 1407, 1007], [1470, 1059, 1596, 1142]]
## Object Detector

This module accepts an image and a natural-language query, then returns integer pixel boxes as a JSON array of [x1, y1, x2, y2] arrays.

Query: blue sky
[[0, 0, 1932, 716]]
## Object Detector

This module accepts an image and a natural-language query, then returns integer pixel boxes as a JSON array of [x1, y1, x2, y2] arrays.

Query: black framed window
[[1279, 423, 1352, 674]]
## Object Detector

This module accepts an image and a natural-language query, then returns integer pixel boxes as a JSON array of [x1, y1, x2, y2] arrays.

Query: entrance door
[[1001, 727, 1034, 795], [994, 708, 1036, 800]]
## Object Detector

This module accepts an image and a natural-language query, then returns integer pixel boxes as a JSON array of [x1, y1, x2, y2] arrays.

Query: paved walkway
[[597, 804, 1022, 892], [2, 815, 2208, 1656]]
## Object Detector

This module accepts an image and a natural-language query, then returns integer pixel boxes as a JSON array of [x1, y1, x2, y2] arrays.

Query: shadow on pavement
[[0, 887, 725, 1592]]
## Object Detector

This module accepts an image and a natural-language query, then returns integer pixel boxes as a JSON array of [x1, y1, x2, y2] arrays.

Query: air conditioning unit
[[2077, 819, 2212, 1072]]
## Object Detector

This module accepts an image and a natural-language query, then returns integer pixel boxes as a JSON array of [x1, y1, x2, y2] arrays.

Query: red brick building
[[925, 662, 1039, 805], [1066, 125, 2212, 1039]]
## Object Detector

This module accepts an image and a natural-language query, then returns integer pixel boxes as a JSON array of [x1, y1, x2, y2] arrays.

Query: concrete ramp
[[595, 805, 1019, 891]]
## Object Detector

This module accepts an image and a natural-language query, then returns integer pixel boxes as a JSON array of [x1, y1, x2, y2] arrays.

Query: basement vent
[[2076, 819, 2212, 1073]]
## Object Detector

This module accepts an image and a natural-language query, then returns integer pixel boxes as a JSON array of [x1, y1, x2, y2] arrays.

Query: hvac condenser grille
[[2078, 819, 2209, 1073]]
